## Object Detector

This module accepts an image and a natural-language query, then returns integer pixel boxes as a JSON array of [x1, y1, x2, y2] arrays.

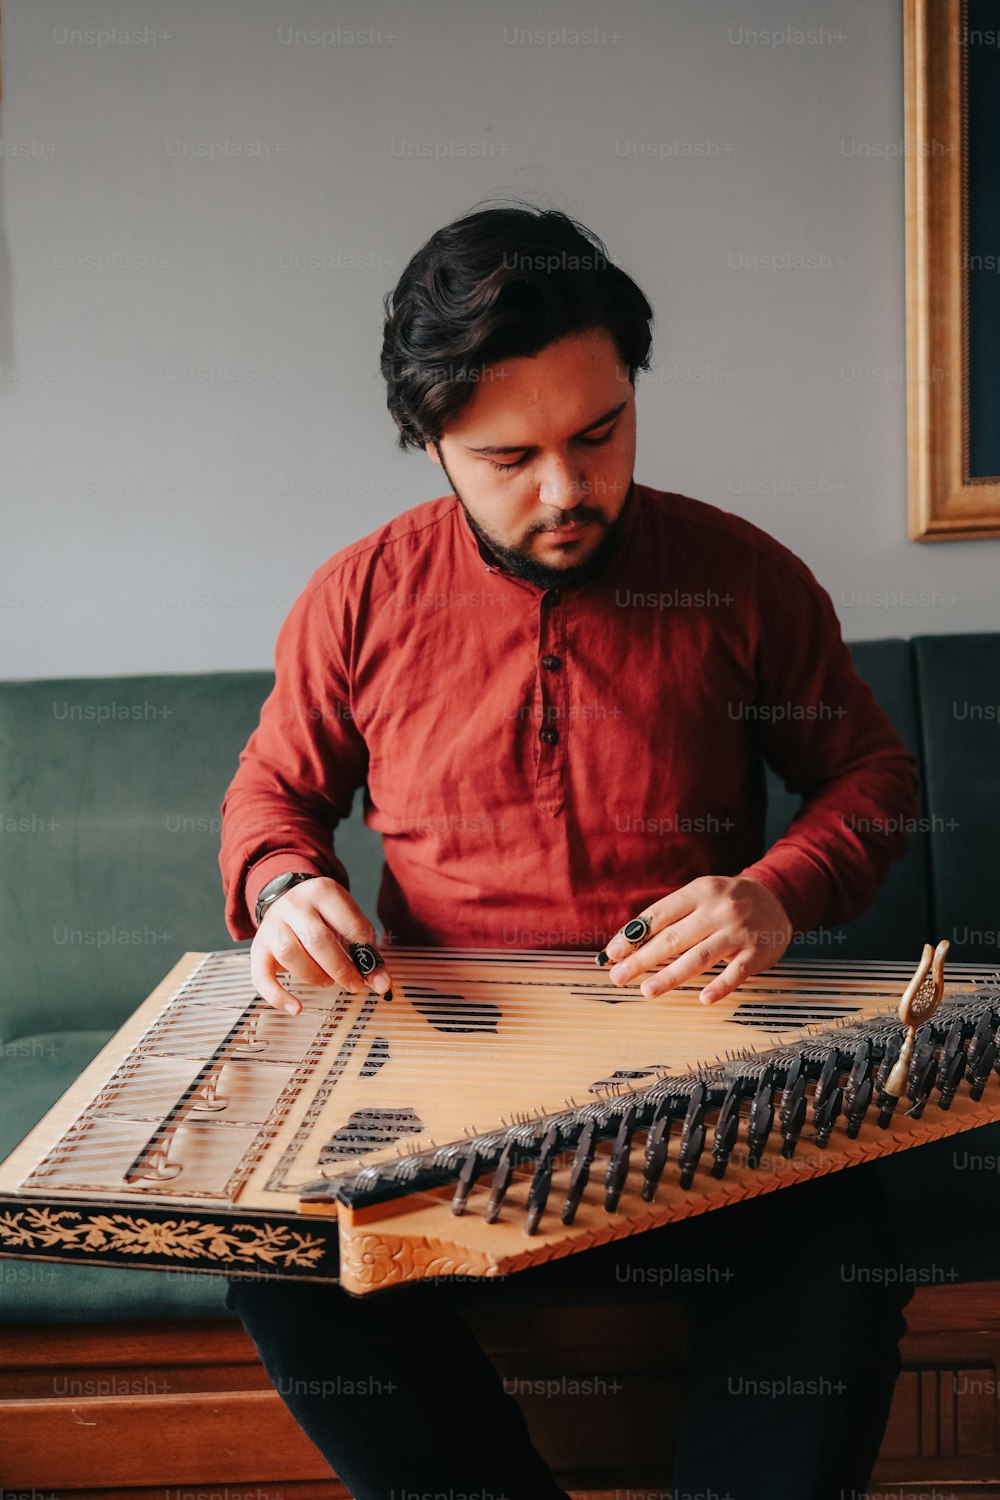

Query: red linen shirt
[[220, 481, 919, 952]]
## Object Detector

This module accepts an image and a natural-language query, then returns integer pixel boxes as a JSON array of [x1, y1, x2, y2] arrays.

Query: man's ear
[[424, 439, 442, 466]]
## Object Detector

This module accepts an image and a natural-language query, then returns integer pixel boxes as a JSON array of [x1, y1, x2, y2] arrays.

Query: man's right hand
[[250, 876, 394, 1016]]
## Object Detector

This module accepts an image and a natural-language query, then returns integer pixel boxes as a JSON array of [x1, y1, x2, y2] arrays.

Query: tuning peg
[[844, 1041, 871, 1105], [484, 1140, 516, 1223], [779, 1054, 806, 1128], [678, 1087, 707, 1189], [641, 1111, 673, 1202], [968, 1038, 998, 1101], [905, 1054, 938, 1120], [813, 1049, 841, 1118], [780, 1076, 807, 1158], [561, 1119, 598, 1225], [814, 1085, 843, 1148], [936, 1045, 967, 1112], [524, 1124, 561, 1236], [746, 1073, 776, 1169], [844, 1076, 873, 1138], [604, 1106, 637, 1212], [451, 1145, 481, 1216], [710, 1084, 741, 1179], [875, 1032, 902, 1093]]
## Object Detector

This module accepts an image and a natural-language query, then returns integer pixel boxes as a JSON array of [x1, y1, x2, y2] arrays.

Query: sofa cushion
[[913, 633, 1000, 963], [0, 673, 388, 1045], [0, 673, 269, 1041], [766, 638, 932, 961], [0, 1030, 231, 1323]]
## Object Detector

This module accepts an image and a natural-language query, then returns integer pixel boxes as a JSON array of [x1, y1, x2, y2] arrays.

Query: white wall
[[2, 0, 996, 680]]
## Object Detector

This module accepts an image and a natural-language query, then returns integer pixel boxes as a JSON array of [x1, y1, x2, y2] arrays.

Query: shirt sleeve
[[219, 562, 369, 940], [737, 546, 921, 937]]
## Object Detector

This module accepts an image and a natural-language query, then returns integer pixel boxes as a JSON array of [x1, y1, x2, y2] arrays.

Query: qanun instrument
[[1, 942, 998, 1295]]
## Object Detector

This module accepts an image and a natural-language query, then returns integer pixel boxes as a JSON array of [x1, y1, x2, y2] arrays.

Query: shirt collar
[[454, 479, 643, 594]]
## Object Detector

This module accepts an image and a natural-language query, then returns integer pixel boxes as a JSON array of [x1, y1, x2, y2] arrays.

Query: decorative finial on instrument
[[882, 940, 950, 1100]]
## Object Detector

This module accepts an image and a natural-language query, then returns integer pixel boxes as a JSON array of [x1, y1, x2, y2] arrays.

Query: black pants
[[226, 1164, 912, 1500]]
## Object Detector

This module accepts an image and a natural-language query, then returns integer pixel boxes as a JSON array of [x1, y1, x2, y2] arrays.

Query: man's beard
[[442, 459, 636, 591]]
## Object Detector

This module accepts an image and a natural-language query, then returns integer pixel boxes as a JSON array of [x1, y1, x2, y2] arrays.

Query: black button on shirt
[[539, 726, 559, 745]]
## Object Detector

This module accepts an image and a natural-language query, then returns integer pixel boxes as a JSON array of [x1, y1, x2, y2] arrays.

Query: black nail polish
[[596, 950, 609, 966]]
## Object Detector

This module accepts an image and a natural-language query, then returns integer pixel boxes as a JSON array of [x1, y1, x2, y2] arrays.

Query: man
[[220, 203, 919, 1500]]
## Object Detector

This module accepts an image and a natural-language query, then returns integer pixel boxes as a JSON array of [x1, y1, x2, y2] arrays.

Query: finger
[[599, 885, 700, 965], [311, 889, 396, 998], [637, 931, 732, 999], [269, 920, 342, 991], [282, 911, 370, 996], [699, 949, 758, 1005], [608, 910, 713, 987], [251, 943, 302, 1017]]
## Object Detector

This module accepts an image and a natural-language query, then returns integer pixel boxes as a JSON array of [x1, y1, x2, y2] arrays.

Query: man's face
[[424, 328, 637, 589]]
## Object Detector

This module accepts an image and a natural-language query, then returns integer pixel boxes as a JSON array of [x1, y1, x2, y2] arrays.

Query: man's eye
[[580, 424, 616, 447], [487, 423, 617, 474]]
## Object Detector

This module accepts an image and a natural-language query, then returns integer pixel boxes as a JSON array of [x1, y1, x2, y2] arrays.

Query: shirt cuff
[[738, 845, 833, 939], [244, 852, 345, 929]]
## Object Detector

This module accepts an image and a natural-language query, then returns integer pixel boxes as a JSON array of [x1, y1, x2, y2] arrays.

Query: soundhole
[[319, 1107, 426, 1163], [572, 987, 644, 1006], [729, 1002, 862, 1029], [406, 985, 501, 1033], [359, 1036, 391, 1077]]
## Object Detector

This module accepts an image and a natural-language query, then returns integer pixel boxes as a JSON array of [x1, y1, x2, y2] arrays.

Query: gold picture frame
[[905, 0, 1000, 540]]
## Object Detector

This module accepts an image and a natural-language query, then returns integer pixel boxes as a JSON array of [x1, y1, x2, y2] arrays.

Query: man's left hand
[[602, 875, 794, 1004]]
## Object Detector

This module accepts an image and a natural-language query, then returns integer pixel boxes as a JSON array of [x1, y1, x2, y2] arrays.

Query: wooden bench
[[4, 1283, 1000, 1498]]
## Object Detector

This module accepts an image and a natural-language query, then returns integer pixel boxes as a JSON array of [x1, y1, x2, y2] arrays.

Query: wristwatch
[[254, 870, 318, 928]]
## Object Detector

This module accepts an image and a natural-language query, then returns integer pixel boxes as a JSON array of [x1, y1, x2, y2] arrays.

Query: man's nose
[[537, 454, 588, 509]]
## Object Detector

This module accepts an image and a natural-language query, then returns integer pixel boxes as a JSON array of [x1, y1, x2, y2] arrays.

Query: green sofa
[[1, 634, 999, 1325]]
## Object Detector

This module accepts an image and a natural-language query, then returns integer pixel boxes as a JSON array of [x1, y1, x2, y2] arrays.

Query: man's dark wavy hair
[[380, 200, 655, 453]]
